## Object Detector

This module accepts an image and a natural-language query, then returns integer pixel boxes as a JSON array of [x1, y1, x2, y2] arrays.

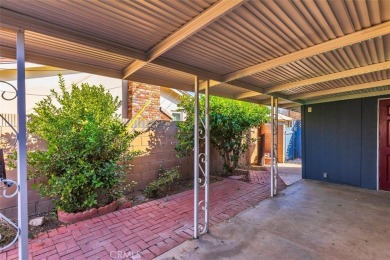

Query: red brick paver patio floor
[[1, 171, 286, 260]]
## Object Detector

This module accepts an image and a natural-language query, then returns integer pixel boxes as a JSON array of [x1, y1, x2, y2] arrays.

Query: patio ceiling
[[1, 0, 390, 111]]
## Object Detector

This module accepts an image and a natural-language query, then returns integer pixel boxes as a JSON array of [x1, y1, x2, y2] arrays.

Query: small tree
[[25, 76, 141, 213], [176, 95, 269, 174]]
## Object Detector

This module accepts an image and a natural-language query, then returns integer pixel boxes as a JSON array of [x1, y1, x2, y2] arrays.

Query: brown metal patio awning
[[1, 0, 389, 111]]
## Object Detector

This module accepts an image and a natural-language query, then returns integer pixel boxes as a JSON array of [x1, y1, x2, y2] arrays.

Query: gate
[[284, 120, 302, 161], [285, 126, 294, 161]]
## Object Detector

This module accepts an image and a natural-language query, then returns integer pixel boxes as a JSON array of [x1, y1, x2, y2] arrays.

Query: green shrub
[[144, 167, 180, 198], [20, 75, 142, 213], [176, 95, 269, 174]]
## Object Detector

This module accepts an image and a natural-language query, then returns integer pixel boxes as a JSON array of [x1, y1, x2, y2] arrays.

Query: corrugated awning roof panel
[[1, 0, 390, 111]]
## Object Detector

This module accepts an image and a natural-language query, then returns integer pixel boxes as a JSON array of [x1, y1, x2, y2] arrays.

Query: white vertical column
[[193, 76, 199, 238], [17, 29, 28, 260], [274, 98, 278, 194], [204, 80, 210, 233], [121, 80, 129, 119], [270, 96, 278, 197]]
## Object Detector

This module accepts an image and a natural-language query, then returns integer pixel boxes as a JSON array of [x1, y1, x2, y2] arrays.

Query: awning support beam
[[222, 21, 390, 82], [239, 61, 390, 99], [305, 89, 390, 105], [123, 0, 246, 79], [265, 61, 390, 94], [290, 79, 390, 101]]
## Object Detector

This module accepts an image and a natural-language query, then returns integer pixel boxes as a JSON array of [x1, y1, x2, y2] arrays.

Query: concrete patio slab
[[267, 160, 302, 186], [277, 162, 302, 186], [158, 180, 390, 260]]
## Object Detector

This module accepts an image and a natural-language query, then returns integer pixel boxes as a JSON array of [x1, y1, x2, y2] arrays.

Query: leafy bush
[[23, 76, 141, 213], [176, 95, 269, 174], [144, 167, 180, 198]]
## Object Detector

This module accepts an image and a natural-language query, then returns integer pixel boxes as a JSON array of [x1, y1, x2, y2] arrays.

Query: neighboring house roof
[[160, 86, 184, 104]]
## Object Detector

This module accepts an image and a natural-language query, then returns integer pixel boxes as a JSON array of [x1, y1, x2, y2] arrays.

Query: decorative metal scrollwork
[[0, 115, 18, 149], [1, 179, 18, 198], [198, 153, 207, 187], [0, 81, 18, 149], [198, 200, 208, 234], [0, 211, 20, 252], [198, 116, 206, 139], [0, 80, 20, 251], [0, 180, 20, 251], [194, 78, 210, 238], [270, 97, 278, 197], [197, 152, 208, 234], [0, 81, 17, 101]]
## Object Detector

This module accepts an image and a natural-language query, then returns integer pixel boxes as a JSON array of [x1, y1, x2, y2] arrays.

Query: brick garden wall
[[125, 121, 194, 192], [0, 81, 258, 218]]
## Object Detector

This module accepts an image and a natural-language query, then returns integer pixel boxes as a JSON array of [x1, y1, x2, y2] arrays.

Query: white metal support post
[[270, 96, 278, 197], [121, 80, 129, 119], [193, 77, 210, 238], [204, 80, 210, 233], [193, 76, 199, 238], [17, 29, 28, 259]]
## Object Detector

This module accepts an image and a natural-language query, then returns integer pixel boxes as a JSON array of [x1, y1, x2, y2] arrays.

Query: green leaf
[[175, 94, 269, 174], [24, 75, 141, 213]]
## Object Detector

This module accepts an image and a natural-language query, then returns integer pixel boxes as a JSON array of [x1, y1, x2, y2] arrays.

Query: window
[[172, 112, 182, 121]]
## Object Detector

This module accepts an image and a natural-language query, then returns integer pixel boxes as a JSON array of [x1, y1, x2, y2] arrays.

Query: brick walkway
[[1, 171, 286, 260]]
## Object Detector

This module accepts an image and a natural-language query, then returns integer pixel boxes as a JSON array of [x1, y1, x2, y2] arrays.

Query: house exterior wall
[[127, 81, 171, 120], [302, 95, 390, 190]]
